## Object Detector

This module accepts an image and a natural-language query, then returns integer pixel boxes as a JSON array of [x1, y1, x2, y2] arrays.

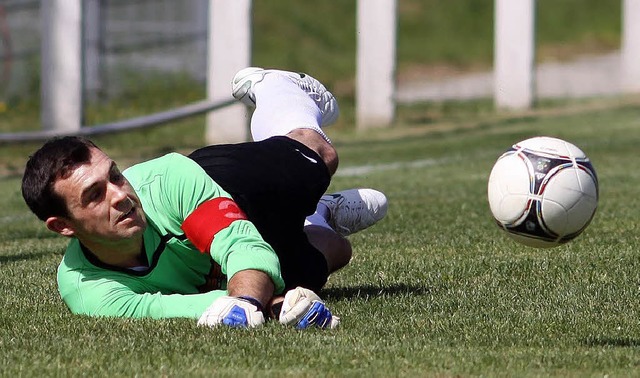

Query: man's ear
[[45, 216, 75, 237]]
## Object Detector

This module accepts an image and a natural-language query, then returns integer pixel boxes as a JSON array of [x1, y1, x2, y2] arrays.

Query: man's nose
[[109, 183, 129, 205]]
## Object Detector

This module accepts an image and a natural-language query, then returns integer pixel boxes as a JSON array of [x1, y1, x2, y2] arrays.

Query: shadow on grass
[[0, 250, 62, 264], [322, 283, 434, 300], [583, 337, 640, 348], [2, 231, 61, 241]]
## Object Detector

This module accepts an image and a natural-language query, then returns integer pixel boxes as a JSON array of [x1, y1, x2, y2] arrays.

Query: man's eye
[[111, 171, 123, 183], [87, 188, 104, 203]]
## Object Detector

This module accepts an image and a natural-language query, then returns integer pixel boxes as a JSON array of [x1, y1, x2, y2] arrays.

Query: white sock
[[250, 73, 330, 142]]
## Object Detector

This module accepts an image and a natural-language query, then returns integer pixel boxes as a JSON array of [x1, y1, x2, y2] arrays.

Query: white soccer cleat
[[320, 188, 388, 236], [231, 67, 340, 127]]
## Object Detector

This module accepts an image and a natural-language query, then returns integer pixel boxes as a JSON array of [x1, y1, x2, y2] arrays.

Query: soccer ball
[[487, 136, 598, 248]]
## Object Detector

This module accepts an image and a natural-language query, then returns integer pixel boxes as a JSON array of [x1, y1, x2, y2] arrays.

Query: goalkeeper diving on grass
[[21, 67, 388, 329]]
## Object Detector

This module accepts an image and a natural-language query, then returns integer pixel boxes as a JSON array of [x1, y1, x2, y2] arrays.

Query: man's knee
[[286, 129, 339, 175], [318, 143, 338, 175]]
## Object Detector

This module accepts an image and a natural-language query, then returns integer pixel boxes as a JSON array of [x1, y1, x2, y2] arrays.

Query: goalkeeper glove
[[278, 287, 340, 329], [198, 296, 265, 328]]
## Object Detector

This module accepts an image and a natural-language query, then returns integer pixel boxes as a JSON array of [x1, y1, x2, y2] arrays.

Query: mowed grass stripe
[[2, 105, 640, 376]]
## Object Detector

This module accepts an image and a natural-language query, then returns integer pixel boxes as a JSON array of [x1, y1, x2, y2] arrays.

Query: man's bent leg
[[304, 225, 352, 273], [232, 67, 339, 140], [189, 137, 332, 292], [233, 67, 340, 175], [286, 128, 339, 176]]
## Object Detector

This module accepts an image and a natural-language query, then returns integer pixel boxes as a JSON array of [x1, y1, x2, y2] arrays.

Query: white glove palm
[[279, 287, 340, 329], [198, 296, 265, 328]]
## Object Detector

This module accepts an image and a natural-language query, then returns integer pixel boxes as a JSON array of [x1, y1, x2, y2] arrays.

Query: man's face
[[49, 147, 147, 248]]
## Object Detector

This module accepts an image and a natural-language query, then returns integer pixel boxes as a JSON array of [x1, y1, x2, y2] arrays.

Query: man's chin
[[129, 221, 147, 236], [119, 218, 146, 239]]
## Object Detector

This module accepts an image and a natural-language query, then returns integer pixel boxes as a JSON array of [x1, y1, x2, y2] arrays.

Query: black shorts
[[188, 136, 331, 292]]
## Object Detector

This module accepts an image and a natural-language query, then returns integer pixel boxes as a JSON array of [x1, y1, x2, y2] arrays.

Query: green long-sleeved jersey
[[57, 153, 285, 319]]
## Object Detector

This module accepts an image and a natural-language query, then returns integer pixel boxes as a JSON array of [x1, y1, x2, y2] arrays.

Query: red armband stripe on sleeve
[[180, 197, 248, 253]]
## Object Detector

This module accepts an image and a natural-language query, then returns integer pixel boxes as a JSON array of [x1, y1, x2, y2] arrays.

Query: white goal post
[[622, 0, 640, 93], [356, 0, 397, 130], [205, 0, 252, 144], [494, 0, 535, 110], [41, 0, 82, 134]]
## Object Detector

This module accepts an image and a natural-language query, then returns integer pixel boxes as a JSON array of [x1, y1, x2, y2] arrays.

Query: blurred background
[[0, 0, 624, 132]]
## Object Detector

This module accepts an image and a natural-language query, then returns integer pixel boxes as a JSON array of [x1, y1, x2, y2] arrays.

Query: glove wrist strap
[[237, 295, 264, 313]]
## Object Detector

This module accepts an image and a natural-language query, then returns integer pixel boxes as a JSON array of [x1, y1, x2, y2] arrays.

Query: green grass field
[[2, 98, 640, 376], [0, 0, 633, 375]]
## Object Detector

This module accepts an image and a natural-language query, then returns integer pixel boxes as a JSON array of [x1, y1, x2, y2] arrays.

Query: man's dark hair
[[22, 136, 98, 221]]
